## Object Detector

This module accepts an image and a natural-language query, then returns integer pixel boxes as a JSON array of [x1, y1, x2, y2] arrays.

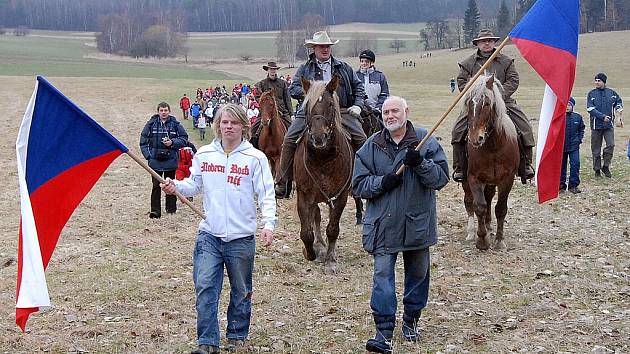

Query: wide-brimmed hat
[[472, 29, 500, 45], [262, 61, 280, 71], [304, 31, 339, 48]]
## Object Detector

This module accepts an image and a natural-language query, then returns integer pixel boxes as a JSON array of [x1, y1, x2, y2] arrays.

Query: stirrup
[[452, 170, 465, 183]]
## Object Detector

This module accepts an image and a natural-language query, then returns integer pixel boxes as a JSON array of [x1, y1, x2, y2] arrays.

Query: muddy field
[[0, 69, 629, 354]]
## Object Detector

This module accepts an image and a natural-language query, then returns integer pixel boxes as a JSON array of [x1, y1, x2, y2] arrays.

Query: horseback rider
[[274, 31, 366, 198], [355, 49, 389, 124], [250, 61, 293, 147], [451, 29, 535, 183]]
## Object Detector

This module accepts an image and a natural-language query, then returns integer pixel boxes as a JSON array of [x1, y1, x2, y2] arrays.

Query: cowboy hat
[[262, 61, 281, 71], [472, 29, 500, 45], [304, 31, 339, 48]]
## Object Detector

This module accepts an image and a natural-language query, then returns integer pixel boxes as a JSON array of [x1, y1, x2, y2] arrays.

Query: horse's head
[[259, 90, 277, 127], [302, 75, 341, 150], [466, 74, 498, 148]]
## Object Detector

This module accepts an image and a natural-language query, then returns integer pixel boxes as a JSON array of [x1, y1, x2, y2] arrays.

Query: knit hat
[[568, 97, 575, 106], [595, 73, 607, 83]]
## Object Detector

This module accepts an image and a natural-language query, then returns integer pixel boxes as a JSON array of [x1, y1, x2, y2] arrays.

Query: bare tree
[[346, 33, 376, 57], [389, 39, 406, 53]]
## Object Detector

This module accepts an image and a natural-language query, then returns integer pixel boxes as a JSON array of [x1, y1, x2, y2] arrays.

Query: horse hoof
[[302, 247, 316, 261], [494, 240, 506, 250], [475, 238, 490, 250], [324, 262, 338, 275]]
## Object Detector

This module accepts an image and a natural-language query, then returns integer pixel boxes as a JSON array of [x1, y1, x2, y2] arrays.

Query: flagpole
[[126, 150, 206, 219], [395, 36, 511, 175]]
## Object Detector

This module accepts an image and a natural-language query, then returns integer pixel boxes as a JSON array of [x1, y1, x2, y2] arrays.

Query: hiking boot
[[601, 166, 612, 178], [594, 169, 602, 177], [191, 344, 220, 354], [401, 321, 421, 342], [451, 142, 467, 183], [365, 330, 393, 353], [275, 142, 297, 199], [569, 187, 581, 194], [149, 212, 161, 219]]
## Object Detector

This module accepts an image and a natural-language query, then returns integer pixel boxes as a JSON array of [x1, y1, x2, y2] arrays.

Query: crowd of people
[[137, 28, 624, 354]]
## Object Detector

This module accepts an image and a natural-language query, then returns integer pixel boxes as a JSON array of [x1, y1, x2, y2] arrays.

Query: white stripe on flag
[[15, 80, 52, 310], [534, 84, 557, 185]]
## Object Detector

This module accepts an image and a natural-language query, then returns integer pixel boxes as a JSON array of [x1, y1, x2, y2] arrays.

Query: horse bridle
[[467, 95, 495, 144], [306, 114, 335, 143]]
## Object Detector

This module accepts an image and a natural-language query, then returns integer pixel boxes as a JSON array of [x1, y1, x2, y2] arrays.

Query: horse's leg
[[311, 203, 327, 262], [354, 197, 363, 225], [324, 194, 348, 274], [470, 180, 490, 250], [484, 186, 496, 236], [463, 181, 476, 241], [494, 180, 514, 250], [297, 194, 316, 261]]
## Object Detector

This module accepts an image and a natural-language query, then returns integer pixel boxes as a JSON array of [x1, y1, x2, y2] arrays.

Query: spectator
[[180, 94, 191, 120], [139, 102, 189, 218], [560, 97, 585, 194], [190, 101, 202, 129]]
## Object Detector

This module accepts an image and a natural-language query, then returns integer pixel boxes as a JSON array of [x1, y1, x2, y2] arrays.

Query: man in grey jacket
[[352, 96, 449, 353], [274, 31, 366, 198]]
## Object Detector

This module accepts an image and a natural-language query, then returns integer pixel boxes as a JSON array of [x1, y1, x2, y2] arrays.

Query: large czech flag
[[15, 76, 128, 331], [509, 0, 580, 203]]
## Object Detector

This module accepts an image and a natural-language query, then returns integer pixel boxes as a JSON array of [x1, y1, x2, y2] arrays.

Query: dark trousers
[[151, 170, 176, 215], [560, 149, 580, 189], [590, 128, 615, 170]]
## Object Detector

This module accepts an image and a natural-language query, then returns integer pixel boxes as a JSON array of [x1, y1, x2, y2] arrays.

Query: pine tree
[[496, 0, 511, 39], [463, 0, 481, 46]]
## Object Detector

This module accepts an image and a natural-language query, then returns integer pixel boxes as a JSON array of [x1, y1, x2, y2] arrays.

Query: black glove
[[381, 172, 403, 192], [403, 147, 424, 167]]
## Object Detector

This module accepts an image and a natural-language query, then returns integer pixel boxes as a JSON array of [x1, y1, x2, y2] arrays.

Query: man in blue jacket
[[560, 97, 585, 194], [587, 73, 623, 178], [352, 96, 449, 353], [139, 102, 189, 218]]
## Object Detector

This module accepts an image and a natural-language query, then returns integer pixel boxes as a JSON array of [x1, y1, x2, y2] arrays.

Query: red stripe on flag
[[537, 100, 567, 203]]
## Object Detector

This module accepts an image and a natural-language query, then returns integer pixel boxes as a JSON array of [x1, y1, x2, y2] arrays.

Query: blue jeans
[[193, 231, 255, 346], [370, 248, 430, 331], [560, 149, 580, 189]]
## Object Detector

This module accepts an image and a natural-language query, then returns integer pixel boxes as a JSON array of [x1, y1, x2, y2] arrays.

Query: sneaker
[[594, 169, 602, 177], [149, 212, 161, 219], [568, 187, 581, 194], [401, 321, 420, 342], [601, 166, 612, 178]]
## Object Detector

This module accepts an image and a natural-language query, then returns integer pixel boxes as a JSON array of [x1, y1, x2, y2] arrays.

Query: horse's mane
[[302, 80, 343, 132], [464, 74, 518, 142]]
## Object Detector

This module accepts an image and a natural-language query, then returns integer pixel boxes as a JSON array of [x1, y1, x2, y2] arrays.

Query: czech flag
[[15, 76, 128, 331], [509, 0, 580, 203]]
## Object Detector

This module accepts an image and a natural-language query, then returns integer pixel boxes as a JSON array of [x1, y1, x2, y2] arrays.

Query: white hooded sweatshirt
[[174, 138, 277, 241]]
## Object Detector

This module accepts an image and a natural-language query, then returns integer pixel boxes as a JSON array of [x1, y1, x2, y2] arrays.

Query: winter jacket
[[587, 87, 623, 130], [289, 53, 365, 109], [180, 96, 191, 110], [190, 103, 201, 118], [176, 146, 195, 180], [174, 139, 277, 241], [139, 115, 189, 171], [564, 111, 585, 152], [356, 67, 389, 111], [254, 77, 294, 119], [352, 121, 449, 254]]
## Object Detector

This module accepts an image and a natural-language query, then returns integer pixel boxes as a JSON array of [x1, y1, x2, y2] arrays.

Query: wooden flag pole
[[126, 150, 206, 219], [395, 36, 511, 175]]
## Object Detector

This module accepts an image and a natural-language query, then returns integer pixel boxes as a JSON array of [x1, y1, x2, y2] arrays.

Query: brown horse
[[258, 90, 287, 179], [462, 74, 519, 250], [353, 105, 384, 224], [294, 75, 353, 273]]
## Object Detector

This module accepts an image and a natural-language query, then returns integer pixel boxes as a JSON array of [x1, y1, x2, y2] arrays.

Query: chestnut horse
[[258, 90, 287, 179], [462, 74, 519, 250], [294, 76, 353, 273]]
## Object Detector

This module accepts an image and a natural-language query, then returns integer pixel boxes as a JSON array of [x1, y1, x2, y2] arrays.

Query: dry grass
[[1, 30, 629, 353]]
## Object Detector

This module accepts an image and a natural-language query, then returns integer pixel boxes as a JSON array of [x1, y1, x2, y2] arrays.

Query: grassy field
[[0, 27, 629, 353]]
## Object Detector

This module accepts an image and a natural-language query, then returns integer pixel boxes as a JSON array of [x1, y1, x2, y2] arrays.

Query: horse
[[353, 105, 384, 225], [293, 75, 353, 274], [462, 73, 519, 250], [258, 90, 287, 179]]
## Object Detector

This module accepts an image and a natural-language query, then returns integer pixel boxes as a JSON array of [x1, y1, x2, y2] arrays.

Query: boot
[[365, 329, 393, 353], [518, 146, 535, 184], [451, 142, 467, 182], [402, 319, 420, 342], [274, 142, 297, 199]]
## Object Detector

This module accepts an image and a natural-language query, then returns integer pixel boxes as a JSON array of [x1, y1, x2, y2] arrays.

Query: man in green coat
[[451, 29, 535, 183]]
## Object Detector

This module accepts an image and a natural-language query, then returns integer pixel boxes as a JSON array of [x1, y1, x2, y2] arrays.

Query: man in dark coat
[[560, 97, 585, 194], [250, 61, 293, 147], [451, 29, 535, 183], [586, 72, 623, 178], [139, 102, 189, 218], [352, 96, 449, 353], [274, 31, 366, 198]]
